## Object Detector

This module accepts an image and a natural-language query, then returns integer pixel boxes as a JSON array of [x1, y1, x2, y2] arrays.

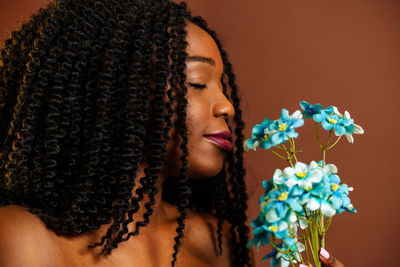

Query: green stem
[[315, 123, 323, 149], [270, 149, 288, 161], [288, 253, 296, 267], [320, 211, 325, 249], [290, 138, 299, 163], [322, 148, 326, 167], [303, 233, 311, 266], [307, 229, 318, 267], [294, 238, 304, 264], [271, 242, 286, 254], [293, 153, 299, 163], [320, 129, 333, 167], [282, 143, 291, 157], [325, 129, 333, 147], [281, 239, 297, 267], [310, 211, 322, 267], [282, 144, 294, 167], [327, 136, 342, 150], [324, 216, 333, 232]]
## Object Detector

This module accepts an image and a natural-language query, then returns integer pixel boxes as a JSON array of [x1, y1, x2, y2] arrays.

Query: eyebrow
[[186, 56, 215, 66]]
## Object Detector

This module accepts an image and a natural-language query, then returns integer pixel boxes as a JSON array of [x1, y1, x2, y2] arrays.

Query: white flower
[[283, 162, 323, 190]]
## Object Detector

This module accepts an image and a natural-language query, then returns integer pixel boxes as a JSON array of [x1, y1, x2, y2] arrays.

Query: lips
[[204, 130, 232, 151]]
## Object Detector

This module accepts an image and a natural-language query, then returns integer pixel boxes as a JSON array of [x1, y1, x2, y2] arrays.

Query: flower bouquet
[[245, 101, 364, 267]]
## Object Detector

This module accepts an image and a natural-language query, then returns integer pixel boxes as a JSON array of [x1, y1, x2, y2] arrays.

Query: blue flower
[[262, 244, 281, 266], [269, 109, 304, 146], [323, 105, 339, 115], [263, 240, 305, 267], [261, 185, 303, 224], [327, 174, 357, 214], [266, 220, 291, 240], [244, 109, 304, 151], [247, 215, 273, 250], [339, 111, 364, 143], [301, 163, 348, 217], [243, 118, 272, 151], [300, 101, 323, 118], [247, 215, 291, 250], [262, 180, 275, 194], [313, 109, 352, 136]]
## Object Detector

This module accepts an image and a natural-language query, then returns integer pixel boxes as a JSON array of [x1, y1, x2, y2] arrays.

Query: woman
[[0, 0, 344, 266], [0, 0, 251, 266]]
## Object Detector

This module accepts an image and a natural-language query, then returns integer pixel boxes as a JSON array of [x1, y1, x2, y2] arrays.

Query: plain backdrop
[[1, 0, 399, 266]]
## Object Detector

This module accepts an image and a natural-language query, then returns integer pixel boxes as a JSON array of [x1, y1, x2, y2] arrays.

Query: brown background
[[1, 0, 399, 266]]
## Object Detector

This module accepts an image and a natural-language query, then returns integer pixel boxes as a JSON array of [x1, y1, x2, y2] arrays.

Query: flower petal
[[294, 162, 307, 172], [352, 124, 364, 134], [283, 166, 296, 177], [324, 164, 338, 174], [321, 202, 336, 216], [313, 113, 325, 123], [308, 169, 323, 183], [281, 109, 290, 121], [276, 202, 288, 218], [289, 119, 305, 128], [287, 198, 302, 212], [334, 125, 346, 135], [287, 211, 297, 224], [285, 178, 298, 188], [306, 198, 320, 211], [290, 110, 303, 120], [321, 120, 333, 130], [270, 133, 285, 146], [345, 133, 354, 143], [265, 209, 280, 223], [300, 101, 309, 111]]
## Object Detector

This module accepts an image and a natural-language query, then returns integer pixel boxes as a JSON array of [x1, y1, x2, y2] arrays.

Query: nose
[[212, 93, 235, 121]]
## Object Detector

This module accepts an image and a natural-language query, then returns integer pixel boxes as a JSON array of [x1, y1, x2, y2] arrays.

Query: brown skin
[[0, 22, 254, 267], [318, 248, 345, 267]]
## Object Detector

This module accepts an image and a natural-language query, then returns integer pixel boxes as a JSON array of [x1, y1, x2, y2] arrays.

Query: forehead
[[185, 22, 223, 69]]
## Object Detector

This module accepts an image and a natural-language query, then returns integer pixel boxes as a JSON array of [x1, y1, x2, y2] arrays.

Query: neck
[[127, 164, 173, 230], [79, 166, 174, 249]]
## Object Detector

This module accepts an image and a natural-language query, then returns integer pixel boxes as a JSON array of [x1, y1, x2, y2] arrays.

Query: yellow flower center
[[331, 183, 339, 191], [262, 134, 269, 141], [278, 123, 287, 131], [327, 117, 337, 124], [268, 225, 279, 233], [296, 171, 307, 179], [278, 192, 288, 201], [306, 186, 313, 191]]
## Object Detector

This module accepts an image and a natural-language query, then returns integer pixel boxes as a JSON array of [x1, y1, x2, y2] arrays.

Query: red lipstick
[[204, 131, 232, 151]]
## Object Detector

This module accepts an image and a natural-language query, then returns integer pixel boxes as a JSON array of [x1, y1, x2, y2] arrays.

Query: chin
[[186, 155, 225, 179]]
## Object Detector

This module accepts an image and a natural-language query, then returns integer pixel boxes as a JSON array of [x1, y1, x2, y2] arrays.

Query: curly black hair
[[0, 0, 251, 266]]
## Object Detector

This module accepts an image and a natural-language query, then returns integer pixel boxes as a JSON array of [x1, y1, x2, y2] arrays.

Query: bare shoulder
[[0, 205, 44, 227], [0, 205, 59, 266]]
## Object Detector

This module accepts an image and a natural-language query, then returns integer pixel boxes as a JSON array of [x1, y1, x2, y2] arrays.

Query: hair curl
[[0, 0, 250, 266]]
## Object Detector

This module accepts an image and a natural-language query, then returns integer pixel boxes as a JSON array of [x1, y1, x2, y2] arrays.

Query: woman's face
[[165, 22, 235, 179]]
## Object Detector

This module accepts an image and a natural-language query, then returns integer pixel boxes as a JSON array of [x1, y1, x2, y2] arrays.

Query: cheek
[[185, 144, 226, 179], [163, 96, 226, 179], [185, 102, 226, 179]]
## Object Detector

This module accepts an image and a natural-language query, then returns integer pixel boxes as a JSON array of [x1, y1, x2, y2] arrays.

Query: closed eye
[[188, 83, 206, 89]]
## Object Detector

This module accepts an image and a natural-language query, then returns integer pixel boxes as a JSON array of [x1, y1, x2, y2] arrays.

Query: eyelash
[[188, 83, 206, 89]]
